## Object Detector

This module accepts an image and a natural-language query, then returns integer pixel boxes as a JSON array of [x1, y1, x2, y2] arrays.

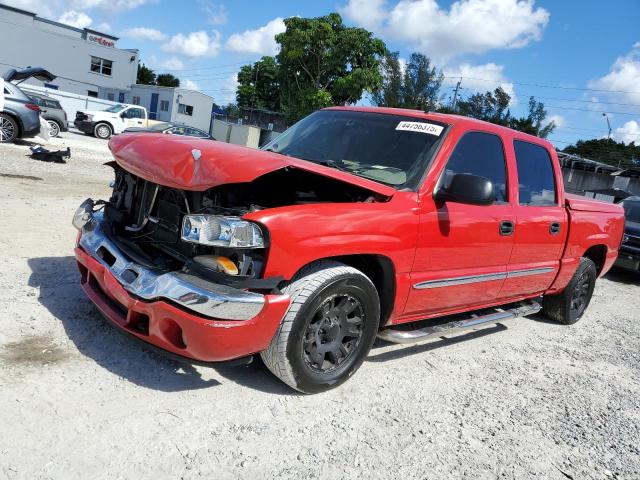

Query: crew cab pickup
[[74, 104, 163, 140], [72, 107, 625, 393]]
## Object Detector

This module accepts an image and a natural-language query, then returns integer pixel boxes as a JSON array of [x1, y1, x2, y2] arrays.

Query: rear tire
[[0, 113, 18, 143], [47, 120, 61, 138], [94, 122, 112, 139], [261, 260, 380, 394], [543, 257, 597, 325]]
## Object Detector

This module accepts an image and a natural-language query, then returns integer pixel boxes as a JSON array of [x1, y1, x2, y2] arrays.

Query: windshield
[[261, 110, 447, 189], [104, 104, 127, 113], [149, 122, 171, 131], [623, 199, 640, 223]]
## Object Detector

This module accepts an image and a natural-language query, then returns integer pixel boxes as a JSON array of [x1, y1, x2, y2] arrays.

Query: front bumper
[[74, 119, 95, 134], [74, 212, 290, 362]]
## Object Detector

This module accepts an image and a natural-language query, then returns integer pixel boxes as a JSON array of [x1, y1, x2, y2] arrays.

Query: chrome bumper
[[77, 210, 265, 320]]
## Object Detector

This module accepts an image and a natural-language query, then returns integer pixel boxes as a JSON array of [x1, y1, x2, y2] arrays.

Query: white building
[[128, 84, 215, 132], [0, 3, 138, 101]]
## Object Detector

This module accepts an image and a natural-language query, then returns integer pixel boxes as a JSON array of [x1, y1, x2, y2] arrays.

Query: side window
[[124, 108, 144, 119], [442, 131, 508, 203], [513, 140, 557, 206]]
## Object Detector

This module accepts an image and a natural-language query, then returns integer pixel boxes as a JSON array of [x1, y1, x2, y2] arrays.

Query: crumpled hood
[[108, 133, 396, 196]]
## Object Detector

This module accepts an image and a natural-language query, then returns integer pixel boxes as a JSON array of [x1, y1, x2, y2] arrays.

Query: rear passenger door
[[499, 140, 567, 298]]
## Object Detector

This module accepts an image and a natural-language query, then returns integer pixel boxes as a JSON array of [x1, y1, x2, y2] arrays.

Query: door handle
[[550, 222, 561, 235], [499, 220, 514, 236]]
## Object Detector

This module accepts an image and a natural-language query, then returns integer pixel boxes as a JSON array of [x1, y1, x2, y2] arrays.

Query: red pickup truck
[[73, 107, 624, 393]]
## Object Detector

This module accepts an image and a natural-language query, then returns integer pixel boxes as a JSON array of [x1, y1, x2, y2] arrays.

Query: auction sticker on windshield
[[395, 121, 444, 136]]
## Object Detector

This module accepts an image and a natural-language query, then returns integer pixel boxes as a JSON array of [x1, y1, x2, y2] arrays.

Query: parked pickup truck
[[72, 107, 625, 393], [74, 104, 163, 139]]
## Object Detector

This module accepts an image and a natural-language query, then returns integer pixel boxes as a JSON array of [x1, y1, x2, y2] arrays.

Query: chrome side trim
[[413, 266, 555, 290], [506, 267, 554, 278], [413, 272, 507, 290], [78, 212, 265, 320]]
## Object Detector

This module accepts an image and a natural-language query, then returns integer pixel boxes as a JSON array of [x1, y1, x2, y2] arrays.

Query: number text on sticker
[[395, 121, 444, 136]]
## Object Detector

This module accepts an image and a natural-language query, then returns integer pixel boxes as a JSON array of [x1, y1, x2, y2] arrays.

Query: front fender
[[244, 193, 419, 280]]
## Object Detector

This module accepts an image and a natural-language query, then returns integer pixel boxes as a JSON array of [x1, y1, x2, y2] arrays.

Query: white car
[[74, 104, 163, 139]]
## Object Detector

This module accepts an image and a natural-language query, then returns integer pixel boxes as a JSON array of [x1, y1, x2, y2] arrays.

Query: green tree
[[563, 138, 640, 168], [276, 13, 386, 123], [156, 73, 180, 87], [236, 56, 280, 111], [452, 87, 555, 139], [456, 87, 511, 126], [372, 52, 442, 110], [137, 64, 156, 85], [509, 96, 554, 138]]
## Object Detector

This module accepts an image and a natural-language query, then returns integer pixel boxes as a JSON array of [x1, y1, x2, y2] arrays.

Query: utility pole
[[451, 77, 462, 111], [602, 112, 612, 139]]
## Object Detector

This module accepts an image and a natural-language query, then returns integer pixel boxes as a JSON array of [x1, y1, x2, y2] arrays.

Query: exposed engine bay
[[101, 163, 386, 290]]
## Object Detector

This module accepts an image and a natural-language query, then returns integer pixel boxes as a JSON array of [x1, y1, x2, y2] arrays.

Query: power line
[[442, 75, 640, 96]]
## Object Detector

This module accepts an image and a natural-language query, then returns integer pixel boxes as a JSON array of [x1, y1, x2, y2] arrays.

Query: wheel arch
[[289, 254, 396, 327], [582, 244, 607, 275]]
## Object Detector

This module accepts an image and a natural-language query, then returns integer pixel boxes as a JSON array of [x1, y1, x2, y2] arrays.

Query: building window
[[132, 96, 141, 105], [160, 100, 169, 112], [87, 90, 98, 98], [90, 56, 113, 76], [178, 103, 193, 116], [107, 93, 115, 101]]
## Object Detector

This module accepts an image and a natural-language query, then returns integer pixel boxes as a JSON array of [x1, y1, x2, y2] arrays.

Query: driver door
[[123, 107, 145, 129], [405, 130, 516, 317]]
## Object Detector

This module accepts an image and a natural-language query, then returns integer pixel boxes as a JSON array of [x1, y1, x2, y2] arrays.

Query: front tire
[[0, 113, 18, 143], [94, 122, 112, 139], [543, 257, 597, 325], [261, 261, 380, 394]]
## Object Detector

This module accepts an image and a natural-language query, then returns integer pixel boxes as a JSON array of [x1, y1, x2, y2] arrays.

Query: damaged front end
[[73, 158, 386, 320]]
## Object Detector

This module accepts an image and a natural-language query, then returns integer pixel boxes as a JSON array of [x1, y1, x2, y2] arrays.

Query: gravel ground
[[1, 131, 639, 480]]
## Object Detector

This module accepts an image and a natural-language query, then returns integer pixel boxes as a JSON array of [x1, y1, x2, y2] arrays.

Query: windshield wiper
[[316, 159, 349, 172]]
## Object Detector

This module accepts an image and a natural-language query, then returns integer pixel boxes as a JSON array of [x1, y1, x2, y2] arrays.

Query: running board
[[377, 300, 542, 345]]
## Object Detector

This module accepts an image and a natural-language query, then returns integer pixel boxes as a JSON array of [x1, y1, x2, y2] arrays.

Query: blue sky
[[7, 0, 640, 148]]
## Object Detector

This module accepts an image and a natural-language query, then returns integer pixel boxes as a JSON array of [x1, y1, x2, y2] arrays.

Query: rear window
[[513, 140, 557, 206]]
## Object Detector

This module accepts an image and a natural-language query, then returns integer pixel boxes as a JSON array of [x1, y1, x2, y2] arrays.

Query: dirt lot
[[1, 131, 639, 480]]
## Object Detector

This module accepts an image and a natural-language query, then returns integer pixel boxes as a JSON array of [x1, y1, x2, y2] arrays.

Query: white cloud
[[588, 43, 640, 104], [199, 0, 227, 25], [546, 114, 566, 128], [162, 31, 222, 57], [69, 0, 151, 11], [121, 27, 166, 41], [225, 18, 286, 56], [443, 62, 517, 105], [58, 10, 92, 28], [216, 74, 239, 105], [160, 57, 184, 70], [613, 120, 640, 144], [96, 22, 111, 32], [182, 79, 200, 90], [341, 0, 549, 62]]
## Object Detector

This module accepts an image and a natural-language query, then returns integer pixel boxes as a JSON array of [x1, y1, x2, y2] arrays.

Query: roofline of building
[[132, 83, 214, 98], [0, 3, 36, 17], [0, 3, 119, 40]]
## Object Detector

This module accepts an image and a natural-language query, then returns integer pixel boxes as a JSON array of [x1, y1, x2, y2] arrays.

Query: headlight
[[72, 198, 95, 230], [86, 114, 93, 121], [181, 215, 265, 248]]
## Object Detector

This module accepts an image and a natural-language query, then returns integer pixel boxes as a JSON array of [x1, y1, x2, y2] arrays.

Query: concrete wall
[[229, 123, 262, 148], [128, 85, 174, 122], [563, 168, 640, 196], [20, 84, 120, 120], [0, 4, 138, 99], [171, 90, 214, 131]]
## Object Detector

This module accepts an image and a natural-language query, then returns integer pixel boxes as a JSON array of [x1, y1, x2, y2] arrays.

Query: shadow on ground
[[604, 267, 640, 285], [27, 255, 293, 395]]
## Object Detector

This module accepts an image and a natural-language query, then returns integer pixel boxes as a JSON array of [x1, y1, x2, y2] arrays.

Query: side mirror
[[120, 112, 127, 118], [435, 173, 494, 205]]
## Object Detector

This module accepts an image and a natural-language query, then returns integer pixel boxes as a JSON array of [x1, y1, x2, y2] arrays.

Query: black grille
[[75, 111, 87, 121]]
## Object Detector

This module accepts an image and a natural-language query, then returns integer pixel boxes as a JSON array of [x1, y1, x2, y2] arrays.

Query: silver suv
[[29, 93, 68, 137], [1, 67, 56, 143]]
